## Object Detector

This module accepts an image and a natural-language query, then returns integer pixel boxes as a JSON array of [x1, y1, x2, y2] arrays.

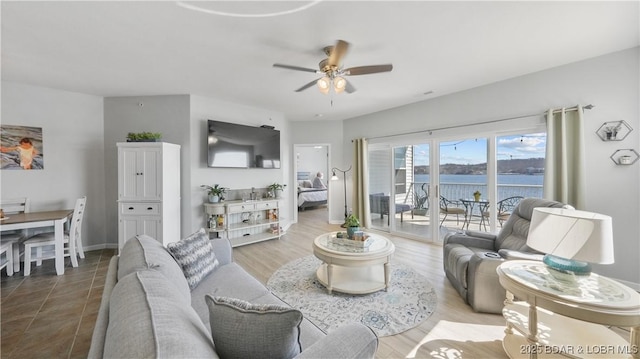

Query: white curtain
[[352, 138, 371, 228], [543, 106, 586, 209]]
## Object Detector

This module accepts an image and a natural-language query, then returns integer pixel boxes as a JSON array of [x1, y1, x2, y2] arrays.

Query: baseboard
[[83, 243, 118, 252]]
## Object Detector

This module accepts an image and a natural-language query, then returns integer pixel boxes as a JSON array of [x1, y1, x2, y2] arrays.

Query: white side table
[[497, 260, 640, 359]]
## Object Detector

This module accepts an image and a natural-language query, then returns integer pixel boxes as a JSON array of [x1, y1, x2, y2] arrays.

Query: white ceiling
[[2, 1, 638, 122]]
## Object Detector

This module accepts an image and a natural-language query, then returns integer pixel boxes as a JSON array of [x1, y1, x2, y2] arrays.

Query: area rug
[[266, 255, 437, 337]]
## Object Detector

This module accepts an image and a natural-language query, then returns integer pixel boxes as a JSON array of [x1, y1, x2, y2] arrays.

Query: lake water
[[415, 174, 543, 185]]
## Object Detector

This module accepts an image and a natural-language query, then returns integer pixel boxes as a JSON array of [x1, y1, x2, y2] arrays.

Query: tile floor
[[1, 249, 115, 358]]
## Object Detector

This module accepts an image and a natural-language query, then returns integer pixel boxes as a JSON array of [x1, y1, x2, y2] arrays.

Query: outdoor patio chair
[[482, 196, 524, 226], [370, 193, 413, 225], [439, 196, 465, 226]]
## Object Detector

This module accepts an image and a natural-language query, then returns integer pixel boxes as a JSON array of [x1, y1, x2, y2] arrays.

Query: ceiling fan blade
[[328, 40, 349, 67], [295, 78, 321, 92], [273, 63, 320, 73], [344, 64, 393, 76], [344, 79, 356, 93]]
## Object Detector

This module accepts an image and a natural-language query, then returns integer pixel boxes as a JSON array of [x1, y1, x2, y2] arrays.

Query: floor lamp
[[331, 165, 352, 226]]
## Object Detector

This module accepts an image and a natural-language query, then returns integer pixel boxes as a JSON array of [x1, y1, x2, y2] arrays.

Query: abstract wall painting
[[0, 125, 44, 170]]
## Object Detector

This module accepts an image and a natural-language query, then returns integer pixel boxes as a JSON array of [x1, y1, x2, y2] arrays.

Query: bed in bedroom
[[297, 172, 328, 210]]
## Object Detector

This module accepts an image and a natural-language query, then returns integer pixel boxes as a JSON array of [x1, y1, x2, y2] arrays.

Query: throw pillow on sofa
[[167, 228, 219, 290], [205, 295, 303, 359]]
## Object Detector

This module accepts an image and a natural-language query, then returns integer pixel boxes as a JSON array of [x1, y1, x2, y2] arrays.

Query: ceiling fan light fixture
[[333, 76, 346, 93], [317, 77, 331, 94]]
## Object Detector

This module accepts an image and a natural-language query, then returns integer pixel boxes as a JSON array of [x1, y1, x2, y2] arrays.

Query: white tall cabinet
[[117, 142, 181, 250]]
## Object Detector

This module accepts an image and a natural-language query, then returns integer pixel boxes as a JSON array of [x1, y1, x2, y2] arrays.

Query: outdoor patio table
[[459, 198, 489, 231]]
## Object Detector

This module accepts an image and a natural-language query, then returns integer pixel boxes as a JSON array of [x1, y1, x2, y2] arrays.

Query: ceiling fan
[[273, 40, 393, 94]]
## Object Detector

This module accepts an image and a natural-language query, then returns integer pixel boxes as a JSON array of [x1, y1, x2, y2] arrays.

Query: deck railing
[[402, 182, 543, 207]]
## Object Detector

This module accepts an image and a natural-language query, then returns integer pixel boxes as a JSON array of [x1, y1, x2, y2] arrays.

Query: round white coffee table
[[312, 231, 395, 294]]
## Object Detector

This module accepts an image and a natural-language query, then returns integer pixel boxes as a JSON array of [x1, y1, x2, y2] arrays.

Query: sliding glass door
[[367, 143, 435, 241], [368, 145, 392, 231], [438, 137, 488, 238], [366, 130, 545, 244]]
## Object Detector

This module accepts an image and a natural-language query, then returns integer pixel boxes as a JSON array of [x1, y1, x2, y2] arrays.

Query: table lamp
[[526, 207, 614, 277]]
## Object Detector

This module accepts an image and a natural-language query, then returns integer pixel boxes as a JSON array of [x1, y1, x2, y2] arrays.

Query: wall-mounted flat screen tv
[[207, 120, 281, 168]]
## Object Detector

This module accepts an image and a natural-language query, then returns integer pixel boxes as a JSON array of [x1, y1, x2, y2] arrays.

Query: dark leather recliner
[[443, 197, 571, 313]]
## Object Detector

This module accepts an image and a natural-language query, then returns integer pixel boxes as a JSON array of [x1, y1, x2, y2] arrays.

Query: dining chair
[[0, 241, 14, 276], [22, 196, 86, 276], [0, 197, 30, 273], [439, 196, 466, 226]]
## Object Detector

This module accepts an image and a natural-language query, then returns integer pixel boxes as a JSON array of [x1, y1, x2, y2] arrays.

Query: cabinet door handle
[[128, 207, 134, 210], [147, 207, 153, 210]]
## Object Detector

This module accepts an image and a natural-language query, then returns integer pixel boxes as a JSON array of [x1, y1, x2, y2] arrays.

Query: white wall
[[1, 81, 107, 249], [296, 146, 329, 181], [339, 47, 640, 285], [189, 95, 291, 233]]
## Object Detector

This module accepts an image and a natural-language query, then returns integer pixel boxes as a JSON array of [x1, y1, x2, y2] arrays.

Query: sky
[[412, 133, 546, 166]]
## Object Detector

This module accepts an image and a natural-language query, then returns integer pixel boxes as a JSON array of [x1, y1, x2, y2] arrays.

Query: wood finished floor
[[1, 208, 630, 358], [235, 208, 511, 359]]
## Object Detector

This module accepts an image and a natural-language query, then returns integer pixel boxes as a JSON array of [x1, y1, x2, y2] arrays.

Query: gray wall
[[339, 47, 640, 285], [1, 81, 107, 250], [103, 95, 191, 243]]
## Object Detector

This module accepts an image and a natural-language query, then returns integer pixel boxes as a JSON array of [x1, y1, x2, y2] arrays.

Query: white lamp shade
[[317, 77, 330, 94], [527, 207, 614, 264], [334, 76, 346, 93]]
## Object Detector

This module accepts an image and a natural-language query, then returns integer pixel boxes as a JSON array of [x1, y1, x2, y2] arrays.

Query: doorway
[[292, 144, 331, 224]]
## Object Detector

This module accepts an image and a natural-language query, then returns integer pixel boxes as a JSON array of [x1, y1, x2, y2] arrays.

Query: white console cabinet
[[204, 200, 281, 247], [117, 142, 181, 250]]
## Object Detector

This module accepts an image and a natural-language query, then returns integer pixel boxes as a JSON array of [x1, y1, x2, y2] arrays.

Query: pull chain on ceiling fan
[[273, 40, 393, 94]]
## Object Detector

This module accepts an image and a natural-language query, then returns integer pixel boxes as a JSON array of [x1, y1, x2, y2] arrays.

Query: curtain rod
[[364, 104, 594, 141]]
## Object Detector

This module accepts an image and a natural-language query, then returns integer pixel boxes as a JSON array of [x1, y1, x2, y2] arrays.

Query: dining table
[[0, 209, 73, 275]]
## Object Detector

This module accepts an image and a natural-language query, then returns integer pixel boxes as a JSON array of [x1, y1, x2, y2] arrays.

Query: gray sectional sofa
[[88, 234, 378, 358]]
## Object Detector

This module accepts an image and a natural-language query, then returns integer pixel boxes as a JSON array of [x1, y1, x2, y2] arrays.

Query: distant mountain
[[414, 158, 544, 175]]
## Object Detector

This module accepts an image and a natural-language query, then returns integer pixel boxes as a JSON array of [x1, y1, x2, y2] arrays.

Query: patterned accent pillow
[[167, 228, 219, 290], [205, 295, 303, 359]]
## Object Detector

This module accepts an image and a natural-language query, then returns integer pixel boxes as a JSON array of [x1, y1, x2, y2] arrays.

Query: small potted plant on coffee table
[[345, 214, 361, 239]]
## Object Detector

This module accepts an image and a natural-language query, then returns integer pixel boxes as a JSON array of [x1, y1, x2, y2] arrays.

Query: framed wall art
[[0, 125, 44, 170]]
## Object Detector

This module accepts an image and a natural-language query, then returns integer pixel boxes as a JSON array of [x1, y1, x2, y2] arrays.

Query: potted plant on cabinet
[[267, 183, 287, 199], [345, 213, 361, 239], [126, 132, 162, 142], [201, 184, 227, 203]]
